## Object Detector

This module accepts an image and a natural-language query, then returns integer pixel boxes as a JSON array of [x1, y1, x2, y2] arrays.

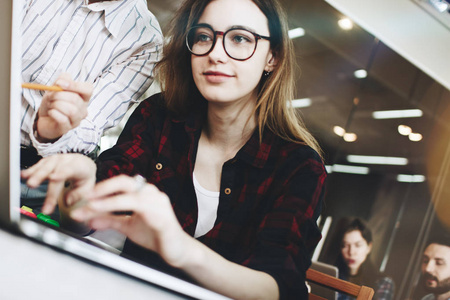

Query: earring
[[263, 71, 271, 77]]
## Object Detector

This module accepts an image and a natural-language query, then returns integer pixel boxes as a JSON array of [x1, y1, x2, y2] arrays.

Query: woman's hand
[[70, 175, 192, 267], [21, 153, 97, 215], [71, 175, 279, 299]]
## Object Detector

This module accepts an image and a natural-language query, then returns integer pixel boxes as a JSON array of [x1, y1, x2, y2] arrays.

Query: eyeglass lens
[[187, 26, 258, 60]]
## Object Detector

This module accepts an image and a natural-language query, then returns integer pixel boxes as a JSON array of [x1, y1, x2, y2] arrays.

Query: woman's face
[[341, 230, 372, 275], [190, 0, 276, 107]]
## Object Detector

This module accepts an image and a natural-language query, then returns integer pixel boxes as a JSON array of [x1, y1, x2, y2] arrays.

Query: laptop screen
[[0, 0, 21, 227]]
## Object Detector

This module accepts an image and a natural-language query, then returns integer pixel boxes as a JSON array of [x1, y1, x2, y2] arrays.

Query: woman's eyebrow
[[196, 22, 211, 28], [195, 23, 259, 33], [229, 25, 258, 33]]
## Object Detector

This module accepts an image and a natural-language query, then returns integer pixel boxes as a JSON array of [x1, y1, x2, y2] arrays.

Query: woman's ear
[[264, 51, 278, 73], [367, 242, 373, 254]]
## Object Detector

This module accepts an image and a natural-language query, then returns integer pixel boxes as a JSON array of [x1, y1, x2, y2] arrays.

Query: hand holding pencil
[[28, 73, 93, 143]]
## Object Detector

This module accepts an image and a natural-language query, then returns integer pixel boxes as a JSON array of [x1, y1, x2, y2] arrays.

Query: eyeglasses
[[186, 25, 271, 61]]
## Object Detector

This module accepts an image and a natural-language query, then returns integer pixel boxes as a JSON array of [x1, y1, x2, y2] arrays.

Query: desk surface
[[0, 227, 188, 300]]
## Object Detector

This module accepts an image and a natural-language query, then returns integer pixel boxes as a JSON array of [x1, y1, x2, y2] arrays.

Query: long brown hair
[[157, 0, 322, 158]]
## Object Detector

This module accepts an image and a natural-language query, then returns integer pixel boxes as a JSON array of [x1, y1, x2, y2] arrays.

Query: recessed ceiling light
[[291, 98, 311, 108], [372, 109, 423, 119], [343, 133, 357, 142], [398, 125, 412, 136], [288, 27, 305, 39], [409, 132, 423, 142], [347, 155, 408, 165], [338, 18, 353, 30], [326, 164, 369, 174], [397, 174, 426, 183], [429, 0, 449, 12], [333, 126, 346, 137], [353, 69, 367, 79]]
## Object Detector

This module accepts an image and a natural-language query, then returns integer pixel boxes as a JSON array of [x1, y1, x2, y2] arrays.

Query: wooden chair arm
[[308, 293, 327, 300], [306, 268, 374, 300]]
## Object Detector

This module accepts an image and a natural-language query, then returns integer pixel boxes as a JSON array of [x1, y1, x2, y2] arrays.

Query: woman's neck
[[194, 99, 257, 191], [203, 98, 257, 153], [349, 268, 359, 276]]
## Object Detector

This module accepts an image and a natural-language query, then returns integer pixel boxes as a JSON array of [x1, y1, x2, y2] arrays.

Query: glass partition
[[147, 0, 449, 299]]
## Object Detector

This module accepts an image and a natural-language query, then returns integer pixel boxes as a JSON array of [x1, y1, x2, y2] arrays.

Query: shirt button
[[224, 188, 231, 195], [156, 163, 163, 170]]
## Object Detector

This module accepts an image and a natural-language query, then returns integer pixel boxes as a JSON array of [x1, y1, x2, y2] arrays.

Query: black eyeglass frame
[[186, 24, 271, 61]]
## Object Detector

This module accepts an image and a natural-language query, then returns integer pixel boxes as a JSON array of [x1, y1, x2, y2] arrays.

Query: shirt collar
[[84, 0, 136, 38]]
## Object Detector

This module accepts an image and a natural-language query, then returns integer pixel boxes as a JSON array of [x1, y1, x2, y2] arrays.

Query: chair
[[306, 268, 374, 300]]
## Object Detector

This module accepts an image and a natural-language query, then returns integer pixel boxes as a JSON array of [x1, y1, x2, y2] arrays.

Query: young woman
[[335, 218, 395, 300], [22, 0, 327, 299]]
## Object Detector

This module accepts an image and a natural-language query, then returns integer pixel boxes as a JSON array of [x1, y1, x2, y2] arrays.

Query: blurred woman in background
[[336, 217, 395, 300]]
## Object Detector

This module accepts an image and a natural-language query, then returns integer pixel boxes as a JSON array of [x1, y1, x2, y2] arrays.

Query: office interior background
[[95, 0, 450, 299]]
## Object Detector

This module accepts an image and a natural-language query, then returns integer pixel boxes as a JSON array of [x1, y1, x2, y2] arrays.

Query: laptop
[[0, 1, 228, 299], [309, 261, 340, 300]]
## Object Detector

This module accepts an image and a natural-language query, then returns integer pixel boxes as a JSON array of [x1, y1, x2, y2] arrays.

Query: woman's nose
[[208, 36, 228, 62], [349, 246, 356, 255]]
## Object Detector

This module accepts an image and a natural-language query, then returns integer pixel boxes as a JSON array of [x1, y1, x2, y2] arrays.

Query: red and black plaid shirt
[[97, 93, 327, 299]]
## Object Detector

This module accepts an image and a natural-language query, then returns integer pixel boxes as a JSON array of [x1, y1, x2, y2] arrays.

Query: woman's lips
[[203, 71, 233, 83]]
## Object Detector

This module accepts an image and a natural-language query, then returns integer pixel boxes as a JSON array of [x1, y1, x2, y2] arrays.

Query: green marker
[[37, 213, 60, 227]]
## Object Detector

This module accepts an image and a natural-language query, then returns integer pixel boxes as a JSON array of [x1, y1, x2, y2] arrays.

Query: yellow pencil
[[21, 83, 64, 92]]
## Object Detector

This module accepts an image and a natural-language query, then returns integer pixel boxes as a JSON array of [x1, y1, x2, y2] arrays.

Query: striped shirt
[[21, 0, 163, 156]]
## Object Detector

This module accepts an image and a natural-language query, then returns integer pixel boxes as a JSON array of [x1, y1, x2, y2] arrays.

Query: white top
[[193, 173, 220, 238], [21, 0, 163, 156]]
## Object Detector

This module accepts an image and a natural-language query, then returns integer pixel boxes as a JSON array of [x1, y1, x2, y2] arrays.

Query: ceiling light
[[353, 69, 367, 79], [409, 132, 423, 142], [429, 0, 449, 12], [372, 109, 423, 119], [343, 133, 357, 142], [326, 164, 369, 174], [333, 126, 346, 137], [398, 125, 412, 136], [397, 174, 426, 183], [288, 27, 305, 39], [291, 98, 311, 108], [338, 18, 353, 30], [347, 155, 408, 165]]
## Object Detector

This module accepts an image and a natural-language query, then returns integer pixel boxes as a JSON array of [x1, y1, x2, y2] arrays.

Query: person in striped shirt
[[21, 0, 162, 161], [20, 0, 163, 203]]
